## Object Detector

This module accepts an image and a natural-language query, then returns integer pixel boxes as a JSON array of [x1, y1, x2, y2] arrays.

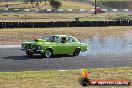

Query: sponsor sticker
[[79, 69, 131, 86]]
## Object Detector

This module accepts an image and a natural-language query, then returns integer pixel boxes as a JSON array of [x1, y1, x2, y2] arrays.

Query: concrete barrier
[[46, 9, 52, 12], [112, 9, 118, 12], [80, 9, 86, 12], [0, 8, 132, 13], [68, 9, 72, 12]]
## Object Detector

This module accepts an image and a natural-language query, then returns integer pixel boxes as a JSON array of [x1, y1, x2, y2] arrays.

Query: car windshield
[[42, 36, 60, 42]]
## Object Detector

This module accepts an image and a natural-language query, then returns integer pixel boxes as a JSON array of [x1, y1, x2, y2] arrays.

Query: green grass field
[[0, 67, 132, 88]]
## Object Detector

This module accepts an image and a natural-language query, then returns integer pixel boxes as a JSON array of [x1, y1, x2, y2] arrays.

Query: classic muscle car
[[21, 35, 87, 58]]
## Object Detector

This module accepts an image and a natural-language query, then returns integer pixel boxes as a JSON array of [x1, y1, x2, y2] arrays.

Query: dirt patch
[[0, 26, 132, 45], [0, 4, 22, 7]]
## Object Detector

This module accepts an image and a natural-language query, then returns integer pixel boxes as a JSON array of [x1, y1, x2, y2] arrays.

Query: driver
[[61, 37, 66, 43]]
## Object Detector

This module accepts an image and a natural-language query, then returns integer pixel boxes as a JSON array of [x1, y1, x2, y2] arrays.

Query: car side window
[[54, 37, 61, 43], [67, 37, 75, 43]]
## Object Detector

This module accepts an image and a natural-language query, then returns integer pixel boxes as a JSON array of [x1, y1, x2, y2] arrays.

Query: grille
[[25, 44, 32, 49], [32, 45, 38, 49]]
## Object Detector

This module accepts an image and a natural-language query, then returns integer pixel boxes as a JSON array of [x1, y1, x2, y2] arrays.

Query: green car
[[21, 35, 87, 58]]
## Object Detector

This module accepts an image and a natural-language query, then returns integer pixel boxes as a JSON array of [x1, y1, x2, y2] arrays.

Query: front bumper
[[22, 48, 43, 54]]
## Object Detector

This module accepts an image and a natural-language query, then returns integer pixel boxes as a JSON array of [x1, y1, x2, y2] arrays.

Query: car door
[[64, 37, 77, 54], [59, 37, 68, 54], [53, 36, 67, 54], [52, 36, 63, 54]]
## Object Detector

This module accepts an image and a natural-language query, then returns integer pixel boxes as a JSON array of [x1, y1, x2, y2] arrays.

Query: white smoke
[[80, 34, 132, 56]]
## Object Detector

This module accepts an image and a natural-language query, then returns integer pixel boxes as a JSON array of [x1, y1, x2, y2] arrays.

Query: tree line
[[23, 0, 62, 9], [3, 0, 62, 9]]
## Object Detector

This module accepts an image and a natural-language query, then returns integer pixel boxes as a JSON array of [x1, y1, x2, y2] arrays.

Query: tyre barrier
[[0, 20, 131, 28]]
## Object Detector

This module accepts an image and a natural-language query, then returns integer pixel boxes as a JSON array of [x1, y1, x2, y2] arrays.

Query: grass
[[61, 0, 93, 9], [0, 13, 131, 22], [91, 0, 132, 9], [0, 1, 93, 9], [0, 26, 132, 45], [92, 0, 131, 2], [116, 15, 132, 20], [80, 13, 132, 21], [0, 67, 132, 88], [0, 13, 88, 22], [0, 1, 131, 21]]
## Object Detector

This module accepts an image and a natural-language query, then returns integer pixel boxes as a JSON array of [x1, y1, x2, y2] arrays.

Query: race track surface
[[0, 48, 132, 72]]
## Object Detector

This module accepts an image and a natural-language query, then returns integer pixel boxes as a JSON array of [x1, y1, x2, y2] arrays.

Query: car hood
[[22, 39, 47, 45]]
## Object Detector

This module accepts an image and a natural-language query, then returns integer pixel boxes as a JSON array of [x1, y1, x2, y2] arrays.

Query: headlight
[[38, 45, 41, 50], [22, 44, 25, 48]]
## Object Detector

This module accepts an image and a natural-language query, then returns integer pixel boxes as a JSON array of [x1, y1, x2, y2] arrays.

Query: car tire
[[44, 49, 53, 58], [73, 48, 80, 56], [26, 51, 33, 57]]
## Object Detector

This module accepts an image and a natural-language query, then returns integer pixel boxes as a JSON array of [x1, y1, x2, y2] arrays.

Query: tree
[[49, 0, 61, 9], [24, 0, 35, 5], [24, 0, 39, 8], [36, 0, 40, 9], [6, 0, 8, 8]]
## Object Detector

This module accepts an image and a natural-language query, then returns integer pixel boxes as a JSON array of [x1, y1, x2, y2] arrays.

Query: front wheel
[[73, 48, 80, 56], [44, 49, 53, 58], [26, 51, 33, 57]]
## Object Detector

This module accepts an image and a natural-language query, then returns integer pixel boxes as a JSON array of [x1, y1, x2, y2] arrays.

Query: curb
[[0, 45, 21, 48]]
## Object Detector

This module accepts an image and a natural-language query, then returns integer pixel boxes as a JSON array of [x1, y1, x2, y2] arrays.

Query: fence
[[0, 20, 131, 28]]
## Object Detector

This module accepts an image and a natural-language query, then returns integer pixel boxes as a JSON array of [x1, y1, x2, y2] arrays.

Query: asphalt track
[[0, 47, 132, 72]]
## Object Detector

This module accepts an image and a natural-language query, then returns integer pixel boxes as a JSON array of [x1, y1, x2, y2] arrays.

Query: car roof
[[45, 35, 72, 37]]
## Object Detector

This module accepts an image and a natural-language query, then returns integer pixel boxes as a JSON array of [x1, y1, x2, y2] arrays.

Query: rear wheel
[[26, 51, 33, 57], [44, 49, 53, 58], [73, 48, 80, 56]]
